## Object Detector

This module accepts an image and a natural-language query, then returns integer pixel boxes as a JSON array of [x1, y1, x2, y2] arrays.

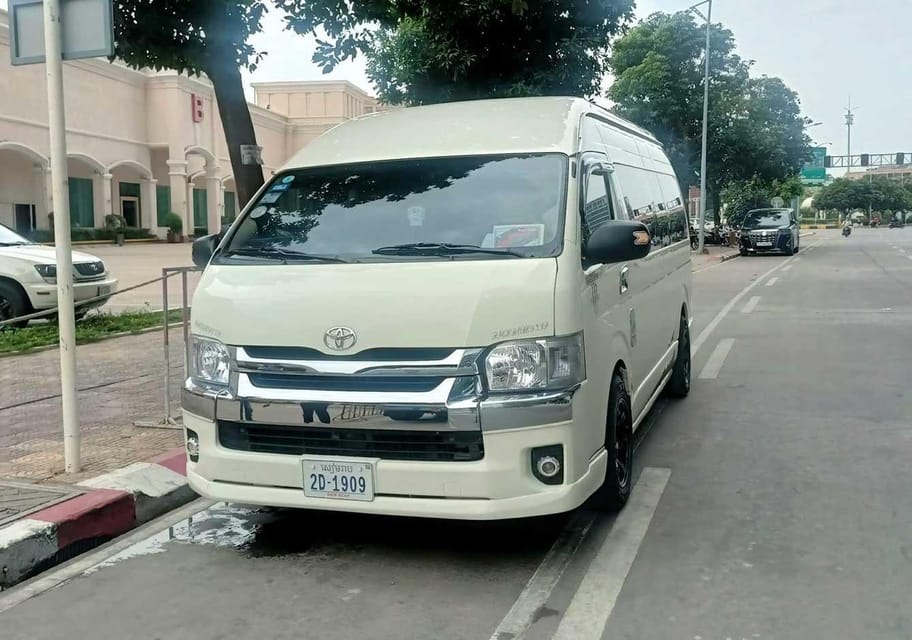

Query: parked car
[[184, 97, 692, 520], [739, 208, 800, 256], [0, 224, 118, 327]]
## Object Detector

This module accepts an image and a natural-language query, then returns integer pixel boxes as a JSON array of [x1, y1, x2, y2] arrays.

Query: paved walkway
[[0, 329, 184, 483]]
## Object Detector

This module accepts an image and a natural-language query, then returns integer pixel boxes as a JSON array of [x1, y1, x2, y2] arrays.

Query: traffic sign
[[9, 0, 113, 65], [801, 146, 827, 185]]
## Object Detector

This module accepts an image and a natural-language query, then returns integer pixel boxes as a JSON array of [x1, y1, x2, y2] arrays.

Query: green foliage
[[814, 177, 912, 214], [164, 212, 184, 234], [721, 175, 803, 227], [26, 228, 155, 243], [279, 0, 636, 105], [607, 12, 811, 219], [0, 310, 183, 354]]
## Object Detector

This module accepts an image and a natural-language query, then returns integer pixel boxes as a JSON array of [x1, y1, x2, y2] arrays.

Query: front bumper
[[181, 382, 603, 520], [25, 277, 118, 311], [740, 233, 788, 253]]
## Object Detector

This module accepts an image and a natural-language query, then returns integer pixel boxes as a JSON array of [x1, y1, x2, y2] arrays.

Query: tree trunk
[[203, 56, 265, 214], [711, 189, 722, 226]]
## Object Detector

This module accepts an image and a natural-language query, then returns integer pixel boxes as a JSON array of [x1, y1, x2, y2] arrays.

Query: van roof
[[280, 97, 659, 170]]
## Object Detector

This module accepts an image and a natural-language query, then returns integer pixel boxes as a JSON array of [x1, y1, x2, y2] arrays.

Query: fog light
[[186, 429, 200, 463], [537, 456, 560, 477], [531, 445, 564, 485]]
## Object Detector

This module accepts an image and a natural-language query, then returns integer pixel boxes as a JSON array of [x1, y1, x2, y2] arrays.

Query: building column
[[92, 172, 113, 228], [34, 167, 51, 230], [166, 159, 189, 238], [206, 167, 221, 234], [141, 178, 158, 229]]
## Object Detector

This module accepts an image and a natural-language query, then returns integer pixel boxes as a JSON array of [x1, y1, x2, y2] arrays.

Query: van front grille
[[246, 373, 446, 393], [218, 421, 484, 462]]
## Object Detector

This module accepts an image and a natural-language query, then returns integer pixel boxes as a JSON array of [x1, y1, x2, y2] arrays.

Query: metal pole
[[162, 270, 171, 422], [697, 0, 712, 254], [44, 0, 80, 473], [181, 269, 190, 374]]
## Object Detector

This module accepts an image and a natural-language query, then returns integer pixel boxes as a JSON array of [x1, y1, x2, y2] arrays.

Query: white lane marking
[[552, 468, 671, 640], [698, 339, 735, 379], [489, 512, 595, 640], [690, 241, 816, 357], [741, 296, 761, 314], [782, 265, 793, 272], [765, 277, 779, 287]]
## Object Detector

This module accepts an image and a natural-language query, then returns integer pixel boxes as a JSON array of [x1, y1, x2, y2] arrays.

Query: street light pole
[[689, 0, 712, 254]]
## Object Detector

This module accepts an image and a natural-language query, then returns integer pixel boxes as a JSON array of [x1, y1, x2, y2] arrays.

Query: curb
[[718, 251, 740, 263], [0, 447, 192, 589]]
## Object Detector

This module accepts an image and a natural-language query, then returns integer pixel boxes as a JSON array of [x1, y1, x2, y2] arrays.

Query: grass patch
[[0, 309, 185, 355]]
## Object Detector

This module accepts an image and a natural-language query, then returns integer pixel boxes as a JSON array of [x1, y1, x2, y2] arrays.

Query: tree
[[278, 0, 636, 105], [113, 1, 268, 208], [722, 175, 803, 227], [815, 177, 912, 218], [607, 12, 811, 223]]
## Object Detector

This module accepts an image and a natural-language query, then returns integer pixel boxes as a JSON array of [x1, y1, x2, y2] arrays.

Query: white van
[[184, 98, 692, 520]]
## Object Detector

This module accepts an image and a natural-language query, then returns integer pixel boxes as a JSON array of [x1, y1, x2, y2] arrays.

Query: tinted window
[[744, 210, 790, 227], [223, 154, 568, 262]]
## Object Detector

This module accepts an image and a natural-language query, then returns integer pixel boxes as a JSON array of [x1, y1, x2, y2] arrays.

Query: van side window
[[580, 162, 616, 246]]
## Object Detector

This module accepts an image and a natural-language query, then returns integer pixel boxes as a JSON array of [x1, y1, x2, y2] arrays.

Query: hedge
[[26, 228, 157, 243]]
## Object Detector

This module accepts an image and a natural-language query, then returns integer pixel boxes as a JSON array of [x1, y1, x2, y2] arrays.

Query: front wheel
[[667, 315, 691, 398], [0, 281, 30, 329], [588, 373, 633, 512]]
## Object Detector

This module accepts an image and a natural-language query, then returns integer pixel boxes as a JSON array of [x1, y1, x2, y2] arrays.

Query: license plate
[[302, 458, 375, 502], [756, 241, 773, 247]]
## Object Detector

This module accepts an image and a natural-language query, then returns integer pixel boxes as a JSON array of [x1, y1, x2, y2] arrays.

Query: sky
[[243, 0, 912, 161]]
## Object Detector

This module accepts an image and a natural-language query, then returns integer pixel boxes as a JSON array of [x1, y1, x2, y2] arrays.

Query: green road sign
[[801, 146, 827, 184]]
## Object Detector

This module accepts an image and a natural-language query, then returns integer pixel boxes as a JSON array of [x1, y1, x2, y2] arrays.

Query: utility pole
[[844, 96, 855, 225], [688, 0, 712, 254]]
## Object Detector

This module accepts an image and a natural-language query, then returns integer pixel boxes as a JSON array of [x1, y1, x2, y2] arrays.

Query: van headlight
[[484, 334, 585, 392], [190, 336, 231, 386], [34, 264, 57, 283]]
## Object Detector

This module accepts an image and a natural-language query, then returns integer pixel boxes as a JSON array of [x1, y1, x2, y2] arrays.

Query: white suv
[[0, 224, 118, 327]]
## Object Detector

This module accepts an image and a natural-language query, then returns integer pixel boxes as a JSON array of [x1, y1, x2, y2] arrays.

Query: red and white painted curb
[[0, 448, 193, 588]]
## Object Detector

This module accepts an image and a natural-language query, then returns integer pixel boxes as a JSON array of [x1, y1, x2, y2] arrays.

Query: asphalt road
[[3, 229, 911, 640]]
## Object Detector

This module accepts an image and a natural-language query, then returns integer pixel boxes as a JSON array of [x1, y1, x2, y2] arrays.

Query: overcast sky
[[243, 0, 912, 159]]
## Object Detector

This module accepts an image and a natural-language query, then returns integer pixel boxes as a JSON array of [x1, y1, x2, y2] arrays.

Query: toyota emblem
[[324, 327, 357, 351]]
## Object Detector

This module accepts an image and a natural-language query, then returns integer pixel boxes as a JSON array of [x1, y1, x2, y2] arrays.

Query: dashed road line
[[782, 264, 793, 272], [766, 277, 779, 287], [741, 296, 761, 314], [551, 468, 671, 640], [698, 338, 735, 379]]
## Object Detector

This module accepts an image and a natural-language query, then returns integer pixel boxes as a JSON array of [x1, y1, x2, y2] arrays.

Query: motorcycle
[[842, 225, 852, 237]]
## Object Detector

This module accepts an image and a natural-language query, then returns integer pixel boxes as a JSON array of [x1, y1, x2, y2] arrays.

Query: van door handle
[[619, 266, 629, 294]]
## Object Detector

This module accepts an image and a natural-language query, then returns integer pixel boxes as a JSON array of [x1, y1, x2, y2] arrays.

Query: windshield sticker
[[259, 192, 281, 205], [407, 206, 426, 227], [250, 205, 269, 219], [492, 224, 545, 247], [281, 175, 295, 184], [269, 182, 290, 192]]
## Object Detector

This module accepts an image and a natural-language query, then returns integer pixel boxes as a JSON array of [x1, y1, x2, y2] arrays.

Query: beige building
[[0, 9, 380, 237], [845, 165, 912, 182]]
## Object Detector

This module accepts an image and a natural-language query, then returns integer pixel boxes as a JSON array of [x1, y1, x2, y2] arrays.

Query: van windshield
[[743, 210, 790, 228], [221, 154, 567, 262]]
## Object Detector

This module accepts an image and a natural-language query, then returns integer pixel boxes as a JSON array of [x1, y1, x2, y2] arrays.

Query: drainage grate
[[0, 481, 80, 527]]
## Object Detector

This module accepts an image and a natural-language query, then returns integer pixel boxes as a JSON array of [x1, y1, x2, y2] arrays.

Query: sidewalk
[[691, 244, 739, 270]]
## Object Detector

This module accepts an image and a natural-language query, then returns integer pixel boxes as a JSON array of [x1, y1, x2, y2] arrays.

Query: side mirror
[[192, 233, 219, 267], [585, 221, 652, 264]]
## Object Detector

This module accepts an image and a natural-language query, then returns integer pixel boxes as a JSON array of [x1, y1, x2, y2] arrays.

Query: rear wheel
[[667, 314, 691, 398], [588, 372, 633, 512], [0, 281, 30, 329]]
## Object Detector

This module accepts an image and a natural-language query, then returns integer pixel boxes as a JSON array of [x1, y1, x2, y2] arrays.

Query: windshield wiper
[[0, 241, 32, 247], [223, 247, 349, 263], [372, 242, 525, 258]]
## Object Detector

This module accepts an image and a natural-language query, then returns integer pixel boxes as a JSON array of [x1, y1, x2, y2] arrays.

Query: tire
[[0, 281, 30, 329], [667, 314, 691, 398], [588, 372, 633, 512], [740, 248, 748, 257]]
